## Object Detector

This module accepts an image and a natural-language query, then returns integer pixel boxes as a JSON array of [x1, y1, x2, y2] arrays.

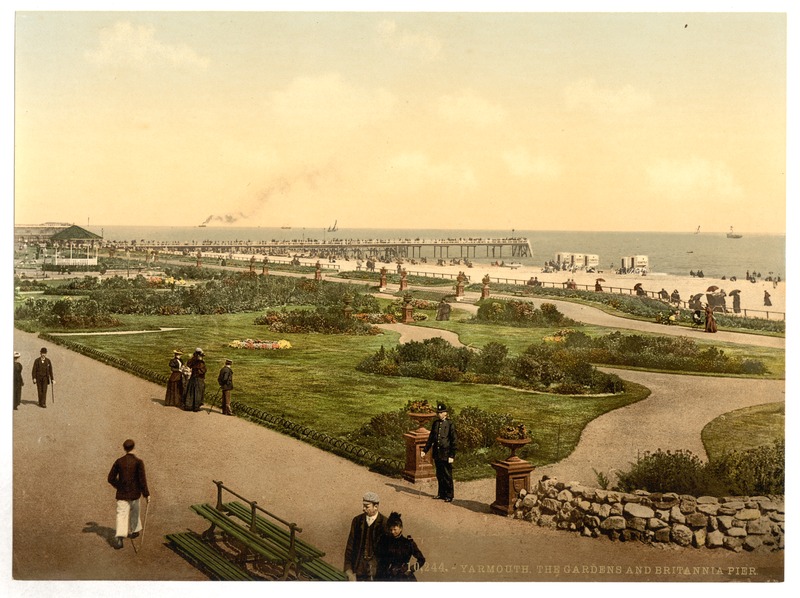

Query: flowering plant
[[406, 399, 435, 414], [498, 422, 528, 440], [228, 338, 292, 350]]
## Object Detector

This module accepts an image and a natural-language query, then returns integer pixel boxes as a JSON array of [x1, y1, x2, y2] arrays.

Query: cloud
[[85, 21, 209, 69], [647, 156, 744, 201], [267, 73, 395, 132], [388, 152, 477, 190], [502, 148, 563, 180], [564, 78, 653, 115], [375, 19, 442, 60], [438, 90, 506, 127]]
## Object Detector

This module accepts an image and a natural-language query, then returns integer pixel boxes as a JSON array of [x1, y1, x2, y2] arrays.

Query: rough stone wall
[[513, 477, 784, 552]]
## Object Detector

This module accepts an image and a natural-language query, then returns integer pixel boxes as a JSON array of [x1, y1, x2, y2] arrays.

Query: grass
[[20, 309, 650, 479], [702, 402, 785, 460]]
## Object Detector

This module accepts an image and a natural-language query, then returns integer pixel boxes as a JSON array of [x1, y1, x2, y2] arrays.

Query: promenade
[[11, 307, 785, 589]]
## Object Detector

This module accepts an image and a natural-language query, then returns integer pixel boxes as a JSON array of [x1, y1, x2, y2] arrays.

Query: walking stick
[[50, 382, 55, 405], [206, 388, 221, 415], [139, 498, 150, 553]]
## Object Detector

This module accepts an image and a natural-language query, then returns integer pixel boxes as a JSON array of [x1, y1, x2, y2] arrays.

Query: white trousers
[[115, 499, 143, 538]]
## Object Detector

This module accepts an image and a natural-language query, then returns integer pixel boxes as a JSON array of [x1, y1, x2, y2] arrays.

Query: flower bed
[[228, 338, 292, 350]]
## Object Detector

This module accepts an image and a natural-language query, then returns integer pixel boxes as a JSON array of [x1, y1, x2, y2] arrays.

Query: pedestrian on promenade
[[31, 347, 54, 408], [421, 403, 457, 502], [376, 511, 426, 581], [183, 348, 206, 412], [164, 350, 184, 407], [107, 438, 150, 550], [344, 491, 387, 581], [704, 303, 718, 333], [14, 351, 24, 410], [217, 358, 233, 416], [764, 290, 772, 307]]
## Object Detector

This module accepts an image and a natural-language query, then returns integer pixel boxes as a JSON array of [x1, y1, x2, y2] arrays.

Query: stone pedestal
[[379, 268, 388, 290], [315, 263, 322, 281], [490, 455, 534, 516], [481, 284, 490, 299], [399, 270, 408, 291], [403, 423, 436, 483], [455, 283, 464, 299], [402, 300, 414, 323]]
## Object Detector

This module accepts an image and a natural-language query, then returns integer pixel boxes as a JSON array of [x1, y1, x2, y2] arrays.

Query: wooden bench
[[166, 531, 254, 581], [220, 500, 346, 581]]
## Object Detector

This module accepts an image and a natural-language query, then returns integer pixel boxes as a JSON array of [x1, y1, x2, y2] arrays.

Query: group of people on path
[[13, 347, 54, 410], [164, 348, 234, 415]]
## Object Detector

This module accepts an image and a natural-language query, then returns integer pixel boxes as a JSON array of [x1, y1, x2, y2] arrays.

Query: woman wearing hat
[[14, 351, 24, 410], [164, 350, 184, 408], [183, 348, 207, 412], [376, 512, 425, 581]]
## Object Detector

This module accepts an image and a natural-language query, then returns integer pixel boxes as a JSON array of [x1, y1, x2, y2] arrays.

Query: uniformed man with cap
[[31, 347, 54, 408], [217, 358, 233, 416], [421, 403, 457, 502], [344, 491, 387, 581]]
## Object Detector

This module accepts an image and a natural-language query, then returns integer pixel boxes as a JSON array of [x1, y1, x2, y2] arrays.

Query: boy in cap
[[421, 403, 457, 502], [107, 439, 150, 550], [344, 491, 387, 581], [217, 358, 233, 415], [31, 347, 54, 408]]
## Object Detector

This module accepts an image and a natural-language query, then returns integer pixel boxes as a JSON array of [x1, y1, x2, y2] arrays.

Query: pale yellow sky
[[11, 6, 791, 233]]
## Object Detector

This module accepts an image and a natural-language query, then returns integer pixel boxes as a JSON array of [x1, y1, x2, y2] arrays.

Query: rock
[[519, 488, 528, 498], [697, 496, 719, 504], [578, 500, 591, 511], [582, 527, 593, 537], [706, 530, 725, 548], [648, 517, 669, 530], [621, 529, 642, 542], [744, 536, 763, 551], [600, 516, 626, 531], [624, 503, 655, 519], [538, 514, 556, 528], [670, 505, 686, 525], [718, 506, 738, 516], [724, 536, 744, 552], [557, 489, 574, 502], [522, 494, 538, 509], [598, 504, 612, 519], [584, 515, 601, 529], [627, 517, 647, 532], [717, 516, 735, 532], [727, 527, 747, 538], [734, 508, 761, 521], [671, 524, 693, 547], [722, 500, 745, 511], [746, 518, 771, 535], [697, 503, 720, 516], [708, 517, 719, 531], [769, 513, 785, 523], [721, 496, 748, 504], [685, 512, 708, 529], [540, 498, 561, 514], [654, 528, 671, 543], [610, 503, 623, 517], [679, 497, 697, 514], [757, 501, 779, 512], [694, 528, 707, 548]]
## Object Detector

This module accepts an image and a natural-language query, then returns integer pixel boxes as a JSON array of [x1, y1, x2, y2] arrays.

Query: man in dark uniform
[[31, 347, 54, 408], [107, 438, 150, 550], [344, 491, 387, 581], [421, 403, 457, 502], [14, 351, 24, 410], [217, 358, 233, 415]]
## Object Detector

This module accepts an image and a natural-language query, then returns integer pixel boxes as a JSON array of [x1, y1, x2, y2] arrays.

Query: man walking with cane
[[107, 439, 150, 550]]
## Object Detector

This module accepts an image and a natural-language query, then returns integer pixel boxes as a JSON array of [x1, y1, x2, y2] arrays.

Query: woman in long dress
[[164, 350, 184, 407], [183, 348, 207, 412], [376, 512, 425, 581], [704, 303, 718, 333]]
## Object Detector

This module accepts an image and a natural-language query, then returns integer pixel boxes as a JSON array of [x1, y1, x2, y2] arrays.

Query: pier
[[105, 236, 533, 262]]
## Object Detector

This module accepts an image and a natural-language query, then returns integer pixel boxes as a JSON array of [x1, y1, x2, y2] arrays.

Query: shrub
[[615, 449, 711, 495]]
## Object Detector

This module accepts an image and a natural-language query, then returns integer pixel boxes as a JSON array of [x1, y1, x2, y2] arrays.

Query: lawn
[[702, 402, 785, 459]]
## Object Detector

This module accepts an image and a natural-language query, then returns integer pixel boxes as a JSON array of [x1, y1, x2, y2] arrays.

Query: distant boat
[[281, 226, 291, 229], [327, 220, 338, 232], [695, 226, 700, 234], [727, 226, 742, 239], [198, 224, 207, 228]]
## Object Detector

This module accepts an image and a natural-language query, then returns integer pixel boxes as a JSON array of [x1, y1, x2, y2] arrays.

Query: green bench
[[166, 531, 254, 581], [221, 500, 346, 581]]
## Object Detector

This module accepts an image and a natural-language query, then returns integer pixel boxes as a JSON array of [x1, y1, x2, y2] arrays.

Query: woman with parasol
[[729, 289, 741, 313], [595, 278, 605, 292]]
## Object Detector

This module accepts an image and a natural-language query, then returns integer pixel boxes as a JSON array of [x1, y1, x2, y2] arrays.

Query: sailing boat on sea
[[327, 220, 338, 232], [727, 226, 742, 239], [695, 226, 700, 234]]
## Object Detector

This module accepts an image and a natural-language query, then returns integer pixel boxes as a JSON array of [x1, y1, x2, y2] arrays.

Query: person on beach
[[164, 350, 184, 407], [764, 290, 772, 306], [704, 303, 718, 333], [183, 348, 207, 412], [732, 293, 741, 314], [107, 438, 150, 550], [421, 403, 457, 502], [14, 351, 24, 410], [217, 358, 233, 416], [376, 512, 426, 581], [31, 347, 54, 408], [344, 491, 387, 581]]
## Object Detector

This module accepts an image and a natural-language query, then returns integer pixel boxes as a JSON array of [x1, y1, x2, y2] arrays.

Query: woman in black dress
[[376, 512, 425, 581]]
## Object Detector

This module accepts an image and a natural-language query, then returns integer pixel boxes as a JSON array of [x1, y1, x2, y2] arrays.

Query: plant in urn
[[496, 422, 531, 461]]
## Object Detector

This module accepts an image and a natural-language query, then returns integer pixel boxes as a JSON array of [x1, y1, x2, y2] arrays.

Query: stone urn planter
[[491, 436, 534, 516], [496, 437, 531, 461], [408, 411, 437, 431]]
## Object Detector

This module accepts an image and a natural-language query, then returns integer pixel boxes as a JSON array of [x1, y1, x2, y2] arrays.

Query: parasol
[[596, 278, 605, 282], [728, 289, 741, 295], [706, 285, 719, 292]]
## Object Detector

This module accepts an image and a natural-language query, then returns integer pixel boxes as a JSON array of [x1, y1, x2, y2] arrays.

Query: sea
[[96, 226, 786, 281]]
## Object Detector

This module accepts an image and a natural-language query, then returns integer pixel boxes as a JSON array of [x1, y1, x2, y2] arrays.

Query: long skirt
[[165, 374, 184, 407], [183, 377, 205, 411]]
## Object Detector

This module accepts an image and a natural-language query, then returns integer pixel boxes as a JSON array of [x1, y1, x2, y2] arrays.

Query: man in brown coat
[[107, 439, 150, 549]]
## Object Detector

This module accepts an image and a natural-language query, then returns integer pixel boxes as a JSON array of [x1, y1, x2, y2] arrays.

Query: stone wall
[[513, 477, 784, 552]]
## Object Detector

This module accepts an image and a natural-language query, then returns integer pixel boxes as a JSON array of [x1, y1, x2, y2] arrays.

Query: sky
[[9, 6, 792, 235]]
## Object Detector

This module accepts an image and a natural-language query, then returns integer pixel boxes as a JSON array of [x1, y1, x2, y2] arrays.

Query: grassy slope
[[701, 402, 785, 460]]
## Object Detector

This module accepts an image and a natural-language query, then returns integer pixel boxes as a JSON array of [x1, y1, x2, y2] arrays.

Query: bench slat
[[166, 531, 253, 581], [191, 504, 287, 564]]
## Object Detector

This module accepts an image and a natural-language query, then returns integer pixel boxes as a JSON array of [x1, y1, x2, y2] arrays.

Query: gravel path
[[11, 301, 785, 584]]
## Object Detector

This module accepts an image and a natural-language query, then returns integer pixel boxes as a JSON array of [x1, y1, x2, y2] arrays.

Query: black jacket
[[218, 366, 233, 390], [424, 417, 457, 460], [108, 453, 150, 501], [344, 512, 387, 576]]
